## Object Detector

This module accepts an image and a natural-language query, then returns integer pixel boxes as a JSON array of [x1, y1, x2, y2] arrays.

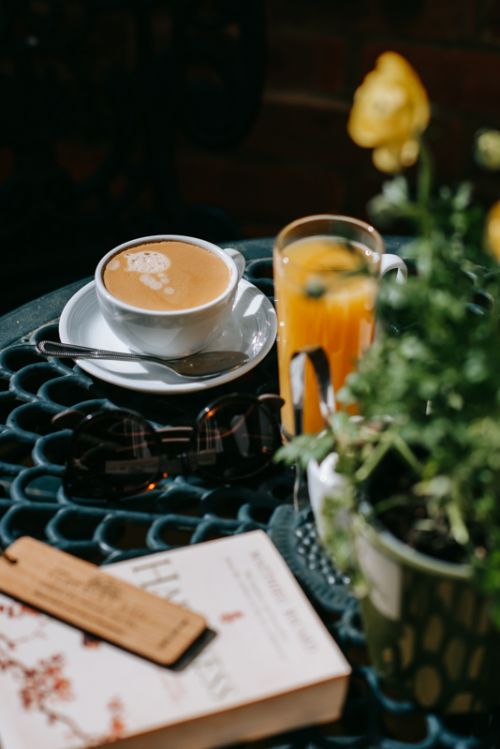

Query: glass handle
[[380, 253, 407, 283]]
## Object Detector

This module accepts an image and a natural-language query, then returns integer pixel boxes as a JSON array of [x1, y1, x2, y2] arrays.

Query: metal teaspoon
[[35, 341, 249, 379]]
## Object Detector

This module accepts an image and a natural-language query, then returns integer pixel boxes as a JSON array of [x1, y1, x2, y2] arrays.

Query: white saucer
[[58, 280, 277, 393]]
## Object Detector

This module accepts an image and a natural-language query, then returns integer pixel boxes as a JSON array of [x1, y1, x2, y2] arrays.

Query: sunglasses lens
[[196, 397, 281, 480], [64, 411, 161, 500]]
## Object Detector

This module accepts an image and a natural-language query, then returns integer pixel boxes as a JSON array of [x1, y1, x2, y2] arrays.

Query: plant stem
[[416, 138, 433, 235]]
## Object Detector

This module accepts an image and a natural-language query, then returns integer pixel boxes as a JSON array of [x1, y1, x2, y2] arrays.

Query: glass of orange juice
[[274, 214, 406, 436]]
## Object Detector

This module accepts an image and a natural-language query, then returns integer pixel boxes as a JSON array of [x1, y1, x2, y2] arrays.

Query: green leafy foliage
[[275, 430, 336, 470], [277, 163, 500, 624], [351, 179, 500, 622]]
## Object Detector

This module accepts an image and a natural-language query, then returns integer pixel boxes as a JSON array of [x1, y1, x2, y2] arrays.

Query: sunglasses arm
[[156, 426, 212, 476]]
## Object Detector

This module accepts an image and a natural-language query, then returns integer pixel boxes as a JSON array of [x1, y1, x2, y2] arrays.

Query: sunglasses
[[55, 393, 284, 501]]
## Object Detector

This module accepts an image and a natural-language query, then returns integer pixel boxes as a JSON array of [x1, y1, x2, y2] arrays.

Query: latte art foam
[[125, 250, 171, 274], [118, 250, 175, 296], [103, 240, 231, 311]]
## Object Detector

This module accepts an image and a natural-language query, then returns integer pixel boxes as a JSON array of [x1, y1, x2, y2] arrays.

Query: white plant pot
[[306, 453, 345, 543]]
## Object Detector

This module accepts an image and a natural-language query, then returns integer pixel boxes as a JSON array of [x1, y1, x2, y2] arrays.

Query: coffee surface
[[103, 241, 231, 311]]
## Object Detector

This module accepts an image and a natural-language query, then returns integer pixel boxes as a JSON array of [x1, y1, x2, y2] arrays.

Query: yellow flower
[[486, 200, 500, 261], [348, 52, 430, 174], [475, 129, 500, 171]]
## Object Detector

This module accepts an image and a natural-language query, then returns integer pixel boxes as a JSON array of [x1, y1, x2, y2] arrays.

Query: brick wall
[[176, 0, 500, 241]]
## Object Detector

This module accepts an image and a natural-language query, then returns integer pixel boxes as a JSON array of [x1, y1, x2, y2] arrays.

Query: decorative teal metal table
[[0, 238, 497, 748]]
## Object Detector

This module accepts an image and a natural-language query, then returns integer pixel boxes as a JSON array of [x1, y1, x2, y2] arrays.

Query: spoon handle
[[35, 340, 248, 378], [36, 340, 162, 364]]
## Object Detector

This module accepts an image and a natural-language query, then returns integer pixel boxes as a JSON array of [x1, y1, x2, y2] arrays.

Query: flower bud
[[485, 200, 500, 261], [475, 129, 500, 171]]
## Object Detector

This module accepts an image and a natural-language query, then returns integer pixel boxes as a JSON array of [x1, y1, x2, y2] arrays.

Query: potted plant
[[277, 52, 500, 714]]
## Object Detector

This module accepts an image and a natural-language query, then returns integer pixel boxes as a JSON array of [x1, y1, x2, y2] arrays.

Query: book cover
[[0, 530, 350, 749]]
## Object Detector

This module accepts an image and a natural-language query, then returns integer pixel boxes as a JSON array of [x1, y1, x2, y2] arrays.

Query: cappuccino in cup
[[103, 240, 231, 312], [95, 235, 245, 358]]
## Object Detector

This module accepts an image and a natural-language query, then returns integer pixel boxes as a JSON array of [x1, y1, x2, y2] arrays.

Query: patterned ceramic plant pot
[[308, 457, 500, 713], [354, 509, 500, 713]]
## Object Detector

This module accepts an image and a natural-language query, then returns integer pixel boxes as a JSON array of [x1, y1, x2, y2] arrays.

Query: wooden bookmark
[[0, 537, 208, 667]]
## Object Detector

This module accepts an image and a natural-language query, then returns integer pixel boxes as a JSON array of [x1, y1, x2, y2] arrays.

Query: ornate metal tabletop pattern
[[0, 239, 497, 748]]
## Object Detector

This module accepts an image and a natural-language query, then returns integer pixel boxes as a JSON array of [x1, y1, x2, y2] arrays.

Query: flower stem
[[417, 138, 433, 235]]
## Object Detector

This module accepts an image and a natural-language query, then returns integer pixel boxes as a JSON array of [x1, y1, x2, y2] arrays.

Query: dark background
[[1, 0, 500, 315]]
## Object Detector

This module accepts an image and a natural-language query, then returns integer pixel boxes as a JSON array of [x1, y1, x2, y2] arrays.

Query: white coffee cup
[[95, 234, 245, 358]]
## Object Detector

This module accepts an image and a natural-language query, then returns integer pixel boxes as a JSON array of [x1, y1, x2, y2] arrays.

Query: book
[[0, 530, 351, 749]]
